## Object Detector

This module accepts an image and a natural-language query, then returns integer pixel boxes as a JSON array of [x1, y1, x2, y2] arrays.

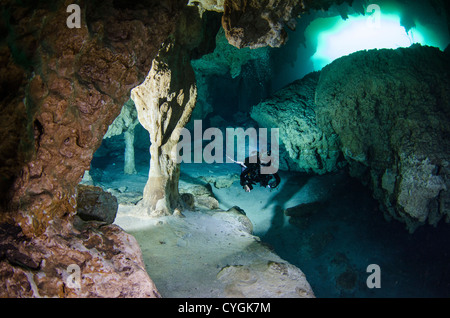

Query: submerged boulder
[[315, 44, 450, 232], [76, 184, 118, 224], [200, 173, 240, 188], [217, 261, 314, 298], [180, 182, 220, 210]]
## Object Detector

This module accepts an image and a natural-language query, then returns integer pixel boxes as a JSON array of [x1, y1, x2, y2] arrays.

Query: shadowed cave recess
[[1, 0, 450, 298]]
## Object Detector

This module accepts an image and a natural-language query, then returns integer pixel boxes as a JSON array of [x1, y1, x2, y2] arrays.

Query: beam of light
[[308, 9, 444, 71]]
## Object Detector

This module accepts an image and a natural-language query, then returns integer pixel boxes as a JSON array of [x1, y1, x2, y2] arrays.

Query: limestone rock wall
[[221, 0, 353, 49], [0, 222, 160, 298], [315, 44, 450, 232], [251, 71, 342, 173], [188, 0, 225, 15], [222, 0, 304, 49], [0, 0, 186, 236], [0, 0, 187, 297], [251, 44, 450, 232]]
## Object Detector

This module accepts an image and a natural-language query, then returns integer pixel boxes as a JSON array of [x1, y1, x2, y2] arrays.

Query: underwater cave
[[1, 0, 450, 301]]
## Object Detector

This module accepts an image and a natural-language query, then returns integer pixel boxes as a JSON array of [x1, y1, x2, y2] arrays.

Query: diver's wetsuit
[[240, 154, 280, 191]]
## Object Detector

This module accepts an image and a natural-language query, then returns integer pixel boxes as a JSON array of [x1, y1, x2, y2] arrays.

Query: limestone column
[[103, 99, 139, 175], [131, 41, 197, 216], [123, 128, 137, 175]]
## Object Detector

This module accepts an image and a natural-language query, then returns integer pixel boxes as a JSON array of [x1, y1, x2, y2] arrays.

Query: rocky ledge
[[252, 44, 450, 232]]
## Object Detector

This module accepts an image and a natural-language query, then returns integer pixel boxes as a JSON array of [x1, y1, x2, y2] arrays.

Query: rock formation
[[251, 71, 342, 173], [188, 0, 225, 16], [221, 0, 303, 49], [221, 0, 353, 49], [76, 184, 118, 224], [131, 43, 196, 217], [193, 27, 271, 79], [0, 0, 186, 297], [131, 7, 207, 217], [200, 173, 240, 189], [217, 261, 314, 297], [180, 181, 220, 210], [0, 221, 159, 298], [103, 99, 140, 175], [0, 0, 185, 236], [315, 44, 450, 232], [251, 44, 450, 232]]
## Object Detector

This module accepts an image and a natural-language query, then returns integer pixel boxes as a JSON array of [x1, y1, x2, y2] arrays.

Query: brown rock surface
[[0, 0, 184, 234], [0, 221, 159, 298], [76, 184, 118, 224], [222, 0, 303, 49], [0, 0, 186, 297], [221, 0, 353, 49]]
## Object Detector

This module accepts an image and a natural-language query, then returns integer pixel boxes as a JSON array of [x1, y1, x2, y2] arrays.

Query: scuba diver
[[229, 152, 280, 192]]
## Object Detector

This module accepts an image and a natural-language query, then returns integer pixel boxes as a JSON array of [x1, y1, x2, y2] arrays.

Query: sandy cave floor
[[90, 152, 450, 298]]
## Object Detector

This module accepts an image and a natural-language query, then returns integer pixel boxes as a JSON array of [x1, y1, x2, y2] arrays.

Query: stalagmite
[[123, 129, 137, 175], [131, 41, 197, 217], [104, 99, 139, 175]]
